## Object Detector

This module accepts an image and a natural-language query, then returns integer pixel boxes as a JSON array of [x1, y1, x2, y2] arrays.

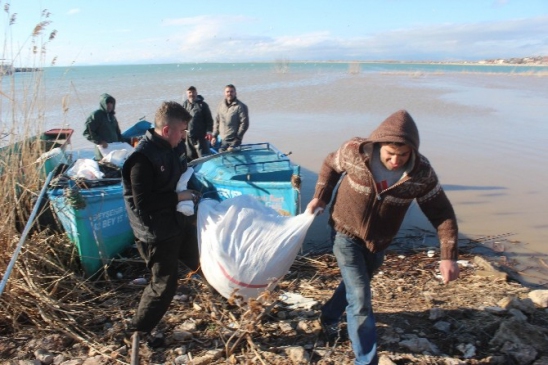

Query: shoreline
[[31, 58, 548, 68]]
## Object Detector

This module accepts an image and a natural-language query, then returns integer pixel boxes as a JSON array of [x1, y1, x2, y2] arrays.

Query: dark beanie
[[368, 110, 420, 151]]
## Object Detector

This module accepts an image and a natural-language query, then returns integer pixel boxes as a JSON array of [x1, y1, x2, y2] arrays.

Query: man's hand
[[177, 190, 201, 203], [306, 198, 326, 215], [439, 260, 459, 284]]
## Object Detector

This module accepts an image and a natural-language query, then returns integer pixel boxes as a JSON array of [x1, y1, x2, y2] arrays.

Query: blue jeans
[[321, 232, 384, 365]]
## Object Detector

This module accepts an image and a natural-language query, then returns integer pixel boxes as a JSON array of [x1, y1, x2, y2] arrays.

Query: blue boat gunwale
[[190, 142, 299, 179], [189, 141, 302, 216]]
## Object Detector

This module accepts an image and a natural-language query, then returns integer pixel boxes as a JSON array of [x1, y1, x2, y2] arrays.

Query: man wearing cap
[[306, 110, 459, 365], [83, 93, 125, 159], [182, 86, 214, 160]]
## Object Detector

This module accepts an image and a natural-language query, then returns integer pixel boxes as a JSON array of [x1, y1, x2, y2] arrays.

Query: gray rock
[[533, 356, 548, 365], [508, 308, 528, 321], [483, 306, 506, 315], [399, 336, 441, 355], [456, 343, 476, 359], [284, 346, 310, 364], [498, 296, 536, 314], [529, 290, 548, 308], [174, 354, 189, 364], [433, 321, 451, 333], [501, 341, 537, 365], [517, 298, 537, 314], [497, 296, 517, 310], [172, 330, 193, 342], [490, 318, 548, 351], [34, 349, 54, 365], [178, 319, 197, 331], [429, 308, 445, 320]]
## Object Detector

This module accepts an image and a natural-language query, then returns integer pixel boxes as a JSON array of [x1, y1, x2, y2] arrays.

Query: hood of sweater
[[99, 93, 116, 113], [368, 110, 420, 152]]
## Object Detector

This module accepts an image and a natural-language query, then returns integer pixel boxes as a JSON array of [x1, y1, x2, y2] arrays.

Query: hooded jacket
[[182, 95, 214, 139], [313, 110, 458, 260], [83, 93, 123, 144]]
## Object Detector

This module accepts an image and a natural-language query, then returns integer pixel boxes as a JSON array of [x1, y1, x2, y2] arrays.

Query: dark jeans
[[321, 232, 384, 365], [186, 136, 211, 161], [132, 215, 199, 333]]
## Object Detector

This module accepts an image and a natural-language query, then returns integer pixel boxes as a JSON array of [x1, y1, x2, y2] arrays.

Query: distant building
[[0, 60, 13, 76]]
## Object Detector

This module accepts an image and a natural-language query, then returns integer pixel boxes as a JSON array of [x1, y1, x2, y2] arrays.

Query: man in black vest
[[122, 101, 201, 347], [182, 86, 214, 160]]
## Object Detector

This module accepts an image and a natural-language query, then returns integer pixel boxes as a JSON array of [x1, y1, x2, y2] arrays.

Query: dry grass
[[1, 241, 547, 364], [0, 3, 66, 331]]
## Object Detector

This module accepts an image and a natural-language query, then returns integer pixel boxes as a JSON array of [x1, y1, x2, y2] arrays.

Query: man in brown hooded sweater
[[306, 109, 459, 365]]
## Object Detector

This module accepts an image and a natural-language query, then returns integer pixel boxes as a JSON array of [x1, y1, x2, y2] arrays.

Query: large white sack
[[197, 195, 315, 301]]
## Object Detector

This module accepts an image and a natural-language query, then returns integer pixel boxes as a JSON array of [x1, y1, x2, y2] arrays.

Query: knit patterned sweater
[[313, 110, 458, 260]]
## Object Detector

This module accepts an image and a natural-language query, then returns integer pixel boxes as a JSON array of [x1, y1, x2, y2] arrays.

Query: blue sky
[[3, 0, 547, 66]]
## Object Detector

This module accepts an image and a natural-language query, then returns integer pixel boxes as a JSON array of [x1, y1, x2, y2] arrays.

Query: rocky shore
[[1, 240, 548, 365]]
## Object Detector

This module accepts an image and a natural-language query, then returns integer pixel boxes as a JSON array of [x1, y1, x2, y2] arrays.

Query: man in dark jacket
[[182, 86, 213, 160], [122, 101, 200, 347], [83, 93, 124, 159], [306, 110, 459, 365]]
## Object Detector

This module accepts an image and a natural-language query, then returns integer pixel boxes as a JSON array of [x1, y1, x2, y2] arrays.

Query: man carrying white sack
[[306, 110, 459, 365], [122, 101, 201, 348]]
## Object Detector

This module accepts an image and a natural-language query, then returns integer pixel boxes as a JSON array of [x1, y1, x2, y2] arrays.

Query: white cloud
[[67, 9, 80, 15], [50, 14, 548, 65]]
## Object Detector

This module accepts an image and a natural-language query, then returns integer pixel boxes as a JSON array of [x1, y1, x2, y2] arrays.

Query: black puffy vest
[[122, 129, 187, 243]]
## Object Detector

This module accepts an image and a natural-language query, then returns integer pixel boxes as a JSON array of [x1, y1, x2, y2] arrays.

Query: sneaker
[[320, 317, 341, 344]]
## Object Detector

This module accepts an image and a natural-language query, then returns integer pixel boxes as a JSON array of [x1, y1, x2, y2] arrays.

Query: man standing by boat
[[122, 101, 200, 348], [182, 86, 214, 160], [211, 84, 249, 152], [83, 93, 125, 159], [306, 110, 459, 365]]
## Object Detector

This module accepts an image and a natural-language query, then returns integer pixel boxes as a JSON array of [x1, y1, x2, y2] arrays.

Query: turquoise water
[[40, 61, 548, 78], [2, 62, 548, 286]]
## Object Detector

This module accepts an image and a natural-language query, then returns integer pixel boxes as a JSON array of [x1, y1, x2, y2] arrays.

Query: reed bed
[[0, 4, 74, 339]]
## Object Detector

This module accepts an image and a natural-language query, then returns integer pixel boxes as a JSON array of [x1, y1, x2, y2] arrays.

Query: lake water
[[2, 62, 548, 287]]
